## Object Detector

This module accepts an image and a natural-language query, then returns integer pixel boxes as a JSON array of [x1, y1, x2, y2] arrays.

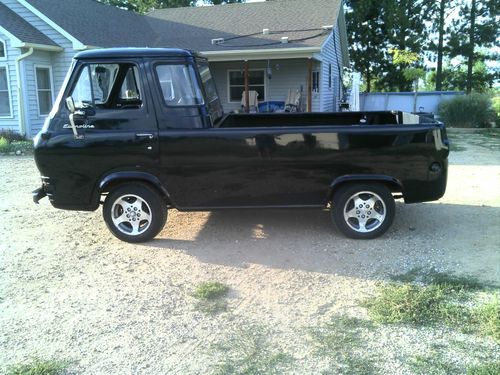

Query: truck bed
[[217, 111, 426, 128]]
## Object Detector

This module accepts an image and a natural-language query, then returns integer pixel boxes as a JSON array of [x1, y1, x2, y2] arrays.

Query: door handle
[[135, 133, 154, 139]]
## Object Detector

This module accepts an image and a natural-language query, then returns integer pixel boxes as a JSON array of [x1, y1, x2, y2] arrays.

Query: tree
[[344, 0, 388, 92], [379, 0, 434, 91], [447, 0, 499, 93]]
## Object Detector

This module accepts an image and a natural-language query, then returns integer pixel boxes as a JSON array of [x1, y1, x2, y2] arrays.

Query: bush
[[0, 137, 8, 153], [0, 129, 26, 142], [438, 93, 496, 128]]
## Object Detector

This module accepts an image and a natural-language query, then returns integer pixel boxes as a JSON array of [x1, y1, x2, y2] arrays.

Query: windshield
[[197, 60, 219, 104]]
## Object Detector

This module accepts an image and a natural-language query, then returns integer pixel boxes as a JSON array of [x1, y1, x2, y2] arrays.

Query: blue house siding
[[0, 32, 20, 132], [319, 27, 343, 112], [23, 49, 53, 135], [2, 0, 77, 136]]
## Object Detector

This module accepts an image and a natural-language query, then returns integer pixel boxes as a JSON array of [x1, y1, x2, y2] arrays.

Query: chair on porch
[[241, 90, 259, 113], [284, 89, 302, 112]]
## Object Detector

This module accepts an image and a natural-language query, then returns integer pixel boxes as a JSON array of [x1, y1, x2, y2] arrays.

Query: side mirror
[[65, 97, 84, 140], [65, 96, 75, 113]]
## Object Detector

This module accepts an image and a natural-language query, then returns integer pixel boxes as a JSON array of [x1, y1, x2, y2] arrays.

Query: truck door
[[42, 60, 159, 207]]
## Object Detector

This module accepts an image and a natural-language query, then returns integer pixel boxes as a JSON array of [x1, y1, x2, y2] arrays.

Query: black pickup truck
[[33, 48, 449, 242]]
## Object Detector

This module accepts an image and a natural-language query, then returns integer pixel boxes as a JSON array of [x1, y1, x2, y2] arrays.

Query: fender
[[96, 171, 174, 205], [327, 174, 404, 202]]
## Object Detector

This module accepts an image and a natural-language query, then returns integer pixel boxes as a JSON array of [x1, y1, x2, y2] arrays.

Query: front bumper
[[32, 187, 47, 204]]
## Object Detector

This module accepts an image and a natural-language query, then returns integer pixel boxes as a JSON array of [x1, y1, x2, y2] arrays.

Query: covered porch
[[204, 49, 324, 114]]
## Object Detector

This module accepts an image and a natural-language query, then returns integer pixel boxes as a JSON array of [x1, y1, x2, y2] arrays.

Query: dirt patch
[[1, 131, 499, 374]]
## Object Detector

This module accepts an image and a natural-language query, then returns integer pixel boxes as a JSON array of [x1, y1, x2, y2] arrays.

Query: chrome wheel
[[343, 191, 386, 233], [111, 194, 152, 236]]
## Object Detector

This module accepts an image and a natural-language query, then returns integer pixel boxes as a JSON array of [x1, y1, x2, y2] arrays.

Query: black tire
[[103, 182, 167, 243], [331, 183, 395, 239]]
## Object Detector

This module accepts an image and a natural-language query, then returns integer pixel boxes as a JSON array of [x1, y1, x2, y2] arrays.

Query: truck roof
[[74, 47, 200, 60]]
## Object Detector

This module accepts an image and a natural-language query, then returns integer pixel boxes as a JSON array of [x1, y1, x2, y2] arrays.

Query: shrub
[[438, 93, 496, 128], [0, 129, 26, 142], [0, 137, 8, 153]]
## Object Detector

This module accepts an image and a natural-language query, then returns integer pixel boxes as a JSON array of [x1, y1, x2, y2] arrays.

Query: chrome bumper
[[32, 187, 47, 204]]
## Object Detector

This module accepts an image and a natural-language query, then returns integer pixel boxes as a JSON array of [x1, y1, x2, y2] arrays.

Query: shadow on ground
[[147, 202, 500, 284]]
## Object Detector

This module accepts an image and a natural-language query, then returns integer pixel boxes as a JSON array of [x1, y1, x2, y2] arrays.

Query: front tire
[[103, 182, 167, 243], [331, 183, 395, 239]]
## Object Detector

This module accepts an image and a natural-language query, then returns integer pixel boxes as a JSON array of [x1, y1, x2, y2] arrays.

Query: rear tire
[[331, 183, 395, 239], [103, 182, 167, 243]]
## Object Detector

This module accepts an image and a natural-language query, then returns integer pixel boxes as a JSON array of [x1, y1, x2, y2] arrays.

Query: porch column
[[307, 58, 313, 113], [244, 60, 249, 113]]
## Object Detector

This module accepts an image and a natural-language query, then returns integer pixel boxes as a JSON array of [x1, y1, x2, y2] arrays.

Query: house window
[[35, 66, 53, 116], [0, 40, 6, 59], [228, 70, 265, 102], [312, 71, 320, 93], [0, 65, 11, 117], [329, 64, 332, 89]]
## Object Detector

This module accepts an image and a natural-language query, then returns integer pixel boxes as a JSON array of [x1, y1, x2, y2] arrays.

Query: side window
[[71, 66, 92, 108], [119, 66, 141, 101], [91, 64, 119, 104], [155, 64, 203, 106], [70, 63, 141, 110]]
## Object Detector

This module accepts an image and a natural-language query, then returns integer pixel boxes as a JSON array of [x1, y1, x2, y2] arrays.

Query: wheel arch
[[96, 172, 174, 206], [327, 175, 403, 203]]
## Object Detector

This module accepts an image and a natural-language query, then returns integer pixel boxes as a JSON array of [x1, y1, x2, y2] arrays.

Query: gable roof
[[0, 2, 59, 47], [147, 0, 342, 51], [13, 0, 345, 61], [24, 0, 156, 48]]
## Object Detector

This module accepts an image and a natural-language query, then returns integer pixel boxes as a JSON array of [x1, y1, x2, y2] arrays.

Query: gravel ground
[[0, 130, 499, 374]]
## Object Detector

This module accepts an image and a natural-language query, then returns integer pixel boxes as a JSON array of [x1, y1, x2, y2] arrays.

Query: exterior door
[[45, 60, 159, 207]]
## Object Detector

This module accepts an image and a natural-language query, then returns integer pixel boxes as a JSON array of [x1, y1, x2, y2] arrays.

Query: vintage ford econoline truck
[[33, 48, 449, 242]]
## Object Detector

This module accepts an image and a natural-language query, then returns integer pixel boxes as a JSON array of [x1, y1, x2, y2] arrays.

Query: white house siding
[[2, 0, 77, 136], [319, 27, 343, 112], [0, 32, 20, 132], [209, 58, 318, 113]]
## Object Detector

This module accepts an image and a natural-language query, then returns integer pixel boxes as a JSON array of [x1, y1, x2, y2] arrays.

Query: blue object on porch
[[258, 101, 285, 113]]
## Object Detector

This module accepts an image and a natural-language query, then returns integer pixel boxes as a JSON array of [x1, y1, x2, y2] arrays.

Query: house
[[0, 0, 349, 137]]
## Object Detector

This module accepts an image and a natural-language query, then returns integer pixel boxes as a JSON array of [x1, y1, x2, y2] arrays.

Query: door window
[[70, 63, 142, 109]]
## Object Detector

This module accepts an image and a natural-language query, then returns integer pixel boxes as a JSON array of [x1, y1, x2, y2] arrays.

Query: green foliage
[[0, 129, 26, 142], [428, 61, 498, 93], [439, 94, 496, 128], [193, 281, 229, 300], [310, 316, 379, 374], [213, 326, 293, 375], [0, 138, 34, 154], [475, 297, 500, 343], [391, 268, 485, 291], [467, 361, 500, 375], [364, 283, 450, 325], [344, 0, 388, 93], [0, 137, 8, 153], [364, 277, 499, 343], [390, 49, 420, 66], [408, 353, 460, 375], [6, 358, 69, 375], [193, 281, 229, 314]]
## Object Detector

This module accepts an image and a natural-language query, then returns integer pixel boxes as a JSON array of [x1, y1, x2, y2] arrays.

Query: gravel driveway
[[0, 130, 499, 374]]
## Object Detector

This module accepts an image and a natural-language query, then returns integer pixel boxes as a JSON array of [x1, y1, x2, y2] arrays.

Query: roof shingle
[[0, 2, 59, 47], [20, 0, 341, 51]]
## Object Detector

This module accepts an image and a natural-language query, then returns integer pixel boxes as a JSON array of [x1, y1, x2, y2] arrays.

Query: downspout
[[15, 47, 34, 136]]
